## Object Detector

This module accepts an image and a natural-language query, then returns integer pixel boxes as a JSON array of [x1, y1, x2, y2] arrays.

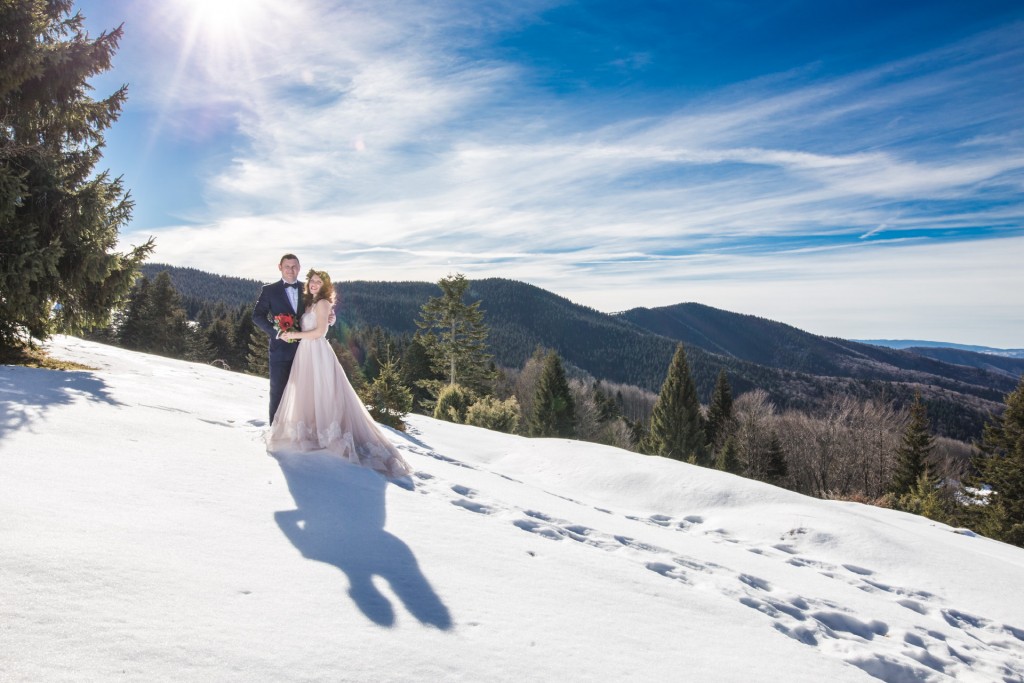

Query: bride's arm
[[282, 299, 332, 341]]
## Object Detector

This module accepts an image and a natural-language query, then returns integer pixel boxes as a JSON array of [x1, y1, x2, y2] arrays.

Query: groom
[[252, 253, 334, 424]]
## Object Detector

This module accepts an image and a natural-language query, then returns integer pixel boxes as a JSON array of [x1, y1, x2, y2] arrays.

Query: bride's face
[[308, 275, 323, 295]]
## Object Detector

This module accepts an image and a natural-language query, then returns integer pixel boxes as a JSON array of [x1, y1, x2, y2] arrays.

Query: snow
[[2, 336, 1024, 682]]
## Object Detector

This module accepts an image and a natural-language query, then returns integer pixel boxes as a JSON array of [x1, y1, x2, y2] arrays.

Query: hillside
[[137, 264, 1012, 439], [3, 337, 1024, 682]]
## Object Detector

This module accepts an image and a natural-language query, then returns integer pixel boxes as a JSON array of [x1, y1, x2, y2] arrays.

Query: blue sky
[[80, 0, 1024, 347]]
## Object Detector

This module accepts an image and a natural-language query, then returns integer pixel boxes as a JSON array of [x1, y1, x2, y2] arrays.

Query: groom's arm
[[252, 286, 276, 338]]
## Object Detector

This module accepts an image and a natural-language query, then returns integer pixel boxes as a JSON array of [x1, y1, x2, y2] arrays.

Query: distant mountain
[[860, 339, 1024, 359], [138, 264, 1012, 440], [903, 347, 1024, 380], [617, 303, 1018, 391]]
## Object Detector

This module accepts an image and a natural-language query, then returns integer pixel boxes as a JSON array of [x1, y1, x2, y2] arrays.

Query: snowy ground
[[2, 336, 1024, 682]]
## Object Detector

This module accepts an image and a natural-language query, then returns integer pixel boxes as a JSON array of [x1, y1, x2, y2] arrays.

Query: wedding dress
[[267, 307, 412, 478]]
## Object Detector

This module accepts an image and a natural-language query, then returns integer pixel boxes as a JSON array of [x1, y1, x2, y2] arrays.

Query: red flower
[[273, 314, 297, 342]]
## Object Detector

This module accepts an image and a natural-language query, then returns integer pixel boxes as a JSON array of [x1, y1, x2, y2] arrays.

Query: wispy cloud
[[109, 1, 1024, 345]]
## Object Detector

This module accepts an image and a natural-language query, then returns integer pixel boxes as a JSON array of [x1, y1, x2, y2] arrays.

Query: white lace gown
[[267, 307, 412, 478]]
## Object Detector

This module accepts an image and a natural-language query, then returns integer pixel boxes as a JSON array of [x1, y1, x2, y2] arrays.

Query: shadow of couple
[[273, 451, 452, 630]]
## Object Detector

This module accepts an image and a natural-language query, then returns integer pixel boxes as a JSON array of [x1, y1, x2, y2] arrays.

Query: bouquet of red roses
[[273, 313, 297, 343]]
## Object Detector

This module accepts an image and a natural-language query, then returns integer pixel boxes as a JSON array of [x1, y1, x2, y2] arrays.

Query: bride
[[267, 269, 412, 478]]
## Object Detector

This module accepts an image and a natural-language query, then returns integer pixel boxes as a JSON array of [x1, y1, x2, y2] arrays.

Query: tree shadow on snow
[[273, 451, 453, 630], [0, 366, 120, 440]]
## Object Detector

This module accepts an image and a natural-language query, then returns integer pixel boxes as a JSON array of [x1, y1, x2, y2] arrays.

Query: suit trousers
[[269, 357, 295, 425]]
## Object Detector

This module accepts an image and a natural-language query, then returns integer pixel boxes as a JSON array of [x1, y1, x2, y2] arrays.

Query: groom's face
[[279, 258, 300, 283]]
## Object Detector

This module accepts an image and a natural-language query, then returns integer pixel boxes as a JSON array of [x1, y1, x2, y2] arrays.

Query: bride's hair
[[303, 268, 336, 308]]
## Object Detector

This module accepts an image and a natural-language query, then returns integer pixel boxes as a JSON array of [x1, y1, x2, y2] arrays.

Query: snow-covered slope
[[2, 337, 1023, 682]]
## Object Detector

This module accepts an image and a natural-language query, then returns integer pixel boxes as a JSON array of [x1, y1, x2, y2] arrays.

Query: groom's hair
[[279, 253, 299, 265]]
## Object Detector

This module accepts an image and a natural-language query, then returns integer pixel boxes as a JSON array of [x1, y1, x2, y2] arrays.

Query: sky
[[77, 0, 1024, 347], [4, 336, 1024, 680]]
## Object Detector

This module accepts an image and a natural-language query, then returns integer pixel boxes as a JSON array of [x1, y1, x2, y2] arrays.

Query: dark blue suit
[[253, 280, 302, 424]]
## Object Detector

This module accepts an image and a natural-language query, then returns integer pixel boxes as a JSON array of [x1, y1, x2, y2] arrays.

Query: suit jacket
[[253, 280, 303, 362]]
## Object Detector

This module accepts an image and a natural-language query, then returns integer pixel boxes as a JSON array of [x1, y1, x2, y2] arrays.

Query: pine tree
[[360, 357, 413, 431], [145, 272, 189, 358], [890, 393, 936, 496], [415, 273, 493, 394], [971, 376, 1024, 546], [529, 351, 576, 438], [203, 317, 235, 366], [117, 276, 153, 350], [899, 472, 951, 523], [716, 436, 742, 475], [246, 328, 269, 377], [185, 324, 214, 364], [647, 343, 707, 463], [232, 306, 257, 370], [402, 337, 441, 413], [705, 368, 734, 451], [0, 1, 153, 349], [764, 431, 788, 484]]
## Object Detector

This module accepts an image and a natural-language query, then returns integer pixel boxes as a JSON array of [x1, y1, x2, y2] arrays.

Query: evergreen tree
[[971, 376, 1024, 546], [898, 472, 952, 523], [646, 343, 707, 463], [705, 369, 734, 450], [117, 271, 188, 357], [415, 273, 493, 394], [144, 271, 189, 358], [246, 328, 269, 377], [402, 337, 441, 413], [716, 436, 742, 475], [890, 393, 936, 496], [117, 275, 153, 350], [360, 356, 413, 431], [764, 431, 788, 484], [232, 307, 257, 370], [203, 317, 235, 366], [591, 381, 623, 424], [0, 1, 153, 349], [529, 351, 576, 438], [185, 323, 214, 364]]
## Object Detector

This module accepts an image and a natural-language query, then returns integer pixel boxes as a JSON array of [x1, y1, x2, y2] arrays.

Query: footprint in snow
[[452, 498, 494, 515]]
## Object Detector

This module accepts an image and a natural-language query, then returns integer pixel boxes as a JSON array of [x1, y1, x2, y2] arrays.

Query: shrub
[[433, 383, 472, 423], [465, 396, 521, 434]]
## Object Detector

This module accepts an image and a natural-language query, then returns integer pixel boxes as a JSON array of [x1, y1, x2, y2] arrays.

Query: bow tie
[[284, 282, 300, 289]]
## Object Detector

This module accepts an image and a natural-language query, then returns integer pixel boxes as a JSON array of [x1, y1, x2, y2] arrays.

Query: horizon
[[80, 0, 1024, 347]]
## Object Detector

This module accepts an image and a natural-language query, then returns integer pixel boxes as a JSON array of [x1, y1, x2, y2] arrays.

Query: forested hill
[[617, 303, 1020, 394], [138, 264, 1015, 439], [140, 263, 262, 312]]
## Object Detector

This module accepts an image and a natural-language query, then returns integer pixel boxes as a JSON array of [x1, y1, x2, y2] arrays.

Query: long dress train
[[267, 307, 412, 478]]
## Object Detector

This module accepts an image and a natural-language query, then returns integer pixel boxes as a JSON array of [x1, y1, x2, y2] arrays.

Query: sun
[[169, 0, 284, 79], [176, 0, 267, 38]]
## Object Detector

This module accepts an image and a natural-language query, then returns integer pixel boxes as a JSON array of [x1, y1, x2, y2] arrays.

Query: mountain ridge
[[138, 263, 1016, 439]]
